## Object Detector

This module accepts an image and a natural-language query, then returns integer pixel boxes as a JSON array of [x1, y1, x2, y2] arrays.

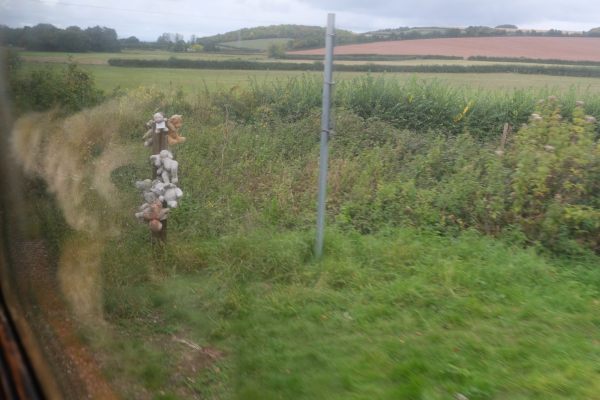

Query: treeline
[[364, 25, 600, 41], [4, 22, 600, 54], [196, 24, 358, 51], [199, 24, 600, 51], [282, 54, 463, 61], [107, 57, 600, 78], [0, 24, 120, 52]]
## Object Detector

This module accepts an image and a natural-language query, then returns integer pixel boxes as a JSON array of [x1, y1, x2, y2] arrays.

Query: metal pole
[[315, 13, 335, 259]]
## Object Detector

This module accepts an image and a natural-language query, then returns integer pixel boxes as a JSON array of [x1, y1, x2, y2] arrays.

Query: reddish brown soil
[[11, 240, 117, 399], [289, 37, 600, 61]]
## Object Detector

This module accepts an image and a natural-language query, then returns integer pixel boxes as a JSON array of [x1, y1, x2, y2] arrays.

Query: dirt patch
[[11, 240, 117, 399], [172, 336, 224, 373]]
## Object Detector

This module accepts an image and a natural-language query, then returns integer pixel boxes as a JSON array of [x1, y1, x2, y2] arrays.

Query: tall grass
[[216, 75, 600, 140]]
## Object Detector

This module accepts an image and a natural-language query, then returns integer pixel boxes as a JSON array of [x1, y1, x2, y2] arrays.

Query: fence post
[[152, 126, 168, 243], [315, 13, 335, 260]]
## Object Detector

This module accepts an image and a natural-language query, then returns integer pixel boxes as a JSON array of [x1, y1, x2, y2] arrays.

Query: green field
[[21, 49, 598, 68], [19, 62, 600, 95], [19, 50, 600, 94], [19, 50, 267, 64]]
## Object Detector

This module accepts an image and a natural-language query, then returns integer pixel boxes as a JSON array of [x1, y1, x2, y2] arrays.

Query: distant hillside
[[361, 25, 591, 41], [197, 24, 357, 50]]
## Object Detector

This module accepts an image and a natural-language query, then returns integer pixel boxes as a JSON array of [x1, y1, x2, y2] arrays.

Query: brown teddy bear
[[135, 200, 169, 232], [167, 114, 186, 145]]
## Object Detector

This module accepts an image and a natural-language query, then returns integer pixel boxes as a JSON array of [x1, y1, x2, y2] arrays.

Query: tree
[[157, 32, 173, 43], [267, 43, 286, 58], [23, 24, 61, 50], [85, 26, 120, 52], [120, 36, 141, 47], [172, 40, 187, 52], [59, 26, 91, 52]]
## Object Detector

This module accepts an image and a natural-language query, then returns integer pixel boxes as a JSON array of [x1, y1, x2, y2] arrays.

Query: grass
[[20, 49, 600, 69], [20, 61, 600, 94], [18, 50, 600, 94], [19, 50, 267, 64], [89, 84, 599, 398], [100, 228, 600, 399]]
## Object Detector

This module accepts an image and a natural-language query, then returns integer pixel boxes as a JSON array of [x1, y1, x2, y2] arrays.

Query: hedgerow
[[107, 57, 600, 78]]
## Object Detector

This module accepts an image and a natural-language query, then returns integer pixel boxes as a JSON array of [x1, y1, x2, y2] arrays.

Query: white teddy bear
[[163, 183, 183, 208], [149, 151, 178, 184], [159, 150, 179, 184]]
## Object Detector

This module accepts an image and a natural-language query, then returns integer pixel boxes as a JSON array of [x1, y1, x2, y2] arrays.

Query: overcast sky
[[1, 0, 599, 41]]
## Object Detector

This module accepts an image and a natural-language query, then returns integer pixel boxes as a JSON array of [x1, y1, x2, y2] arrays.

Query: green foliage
[[10, 62, 104, 113], [509, 99, 600, 252], [267, 43, 287, 59], [1, 23, 120, 52], [1, 47, 22, 73], [102, 228, 600, 399], [17, 75, 598, 399], [282, 53, 463, 61], [189, 43, 204, 52], [196, 24, 358, 51], [44, 76, 593, 254]]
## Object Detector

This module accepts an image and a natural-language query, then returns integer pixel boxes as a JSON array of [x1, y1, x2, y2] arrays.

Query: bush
[[508, 98, 600, 252], [267, 43, 286, 59], [10, 62, 104, 114]]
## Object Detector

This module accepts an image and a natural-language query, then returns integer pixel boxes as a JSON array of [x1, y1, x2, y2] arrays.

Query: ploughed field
[[289, 37, 600, 61]]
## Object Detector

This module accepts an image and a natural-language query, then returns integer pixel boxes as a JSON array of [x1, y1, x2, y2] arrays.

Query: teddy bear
[[150, 150, 179, 184], [163, 183, 183, 208], [167, 114, 186, 145], [135, 200, 170, 232], [142, 112, 170, 147], [135, 179, 152, 191], [159, 150, 179, 184], [135, 179, 159, 204]]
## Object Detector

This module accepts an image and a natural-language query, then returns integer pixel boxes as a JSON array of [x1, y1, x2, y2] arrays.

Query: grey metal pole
[[315, 13, 335, 259]]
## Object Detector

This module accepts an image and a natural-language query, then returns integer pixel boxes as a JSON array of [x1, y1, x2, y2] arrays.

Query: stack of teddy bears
[[134, 112, 185, 233]]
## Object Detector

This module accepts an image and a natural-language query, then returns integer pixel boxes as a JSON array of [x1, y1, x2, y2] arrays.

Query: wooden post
[[152, 125, 168, 243]]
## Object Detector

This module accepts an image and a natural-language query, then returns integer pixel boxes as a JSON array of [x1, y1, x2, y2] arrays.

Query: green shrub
[[508, 98, 600, 252], [10, 62, 104, 114]]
